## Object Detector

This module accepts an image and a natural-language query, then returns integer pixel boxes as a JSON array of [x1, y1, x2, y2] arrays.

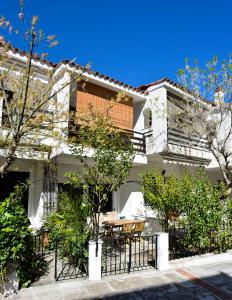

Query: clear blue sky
[[0, 0, 232, 87]]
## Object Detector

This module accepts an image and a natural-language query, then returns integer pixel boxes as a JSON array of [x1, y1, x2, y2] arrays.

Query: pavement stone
[[7, 261, 232, 300], [136, 275, 172, 288], [164, 272, 198, 289], [87, 281, 113, 298], [168, 289, 218, 300]]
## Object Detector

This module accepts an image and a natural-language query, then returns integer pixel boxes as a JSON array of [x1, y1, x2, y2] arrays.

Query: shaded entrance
[[0, 171, 29, 212]]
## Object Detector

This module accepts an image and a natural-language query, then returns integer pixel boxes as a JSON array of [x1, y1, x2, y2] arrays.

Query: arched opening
[[143, 108, 152, 128]]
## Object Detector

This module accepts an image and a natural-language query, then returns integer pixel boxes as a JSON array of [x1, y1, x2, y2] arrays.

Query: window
[[143, 108, 152, 128]]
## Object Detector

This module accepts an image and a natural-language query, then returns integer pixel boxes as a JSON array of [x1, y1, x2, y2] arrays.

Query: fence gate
[[54, 235, 87, 281], [33, 232, 87, 281], [102, 235, 157, 276]]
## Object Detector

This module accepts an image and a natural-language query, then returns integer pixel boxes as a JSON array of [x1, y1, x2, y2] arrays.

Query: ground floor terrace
[[0, 153, 223, 230]]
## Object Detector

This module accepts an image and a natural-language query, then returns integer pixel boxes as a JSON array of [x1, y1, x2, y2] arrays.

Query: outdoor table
[[102, 219, 144, 227], [102, 219, 145, 238]]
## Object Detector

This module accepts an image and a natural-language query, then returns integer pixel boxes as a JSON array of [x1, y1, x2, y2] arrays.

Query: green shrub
[[142, 171, 192, 230], [142, 170, 232, 254], [45, 187, 91, 273], [0, 185, 41, 287], [180, 174, 230, 252]]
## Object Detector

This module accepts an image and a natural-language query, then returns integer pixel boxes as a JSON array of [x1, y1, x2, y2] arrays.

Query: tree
[[177, 56, 232, 193], [142, 170, 231, 254], [142, 170, 192, 230], [0, 3, 87, 176], [66, 107, 135, 242]]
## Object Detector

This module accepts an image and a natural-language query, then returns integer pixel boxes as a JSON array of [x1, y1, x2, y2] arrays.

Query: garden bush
[[142, 170, 232, 255], [142, 171, 192, 230], [0, 184, 46, 287], [45, 185, 91, 273], [180, 174, 231, 253]]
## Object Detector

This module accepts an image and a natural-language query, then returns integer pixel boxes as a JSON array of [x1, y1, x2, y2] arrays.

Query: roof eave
[[54, 62, 147, 101]]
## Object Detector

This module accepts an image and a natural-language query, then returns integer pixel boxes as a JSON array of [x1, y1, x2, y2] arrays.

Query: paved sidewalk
[[9, 261, 232, 300]]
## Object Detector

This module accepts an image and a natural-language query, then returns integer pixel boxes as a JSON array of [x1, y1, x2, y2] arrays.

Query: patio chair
[[132, 222, 145, 241], [118, 223, 134, 244]]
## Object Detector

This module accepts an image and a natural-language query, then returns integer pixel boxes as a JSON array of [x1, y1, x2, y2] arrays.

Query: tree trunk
[[0, 142, 18, 177], [210, 148, 232, 195]]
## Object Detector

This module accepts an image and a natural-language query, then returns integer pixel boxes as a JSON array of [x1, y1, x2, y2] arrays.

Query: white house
[[0, 46, 227, 229]]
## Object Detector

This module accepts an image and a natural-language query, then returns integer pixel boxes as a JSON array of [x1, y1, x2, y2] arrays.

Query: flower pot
[[167, 211, 179, 221], [42, 231, 50, 247]]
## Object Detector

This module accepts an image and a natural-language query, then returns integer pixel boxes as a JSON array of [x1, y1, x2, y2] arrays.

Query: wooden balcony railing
[[167, 127, 209, 152], [120, 128, 146, 154], [68, 125, 147, 154]]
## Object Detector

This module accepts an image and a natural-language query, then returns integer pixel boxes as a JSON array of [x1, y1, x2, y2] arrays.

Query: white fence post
[[156, 232, 169, 270], [88, 240, 103, 280]]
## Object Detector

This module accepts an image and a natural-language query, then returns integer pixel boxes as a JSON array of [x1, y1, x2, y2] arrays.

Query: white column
[[88, 240, 103, 280], [156, 232, 169, 270]]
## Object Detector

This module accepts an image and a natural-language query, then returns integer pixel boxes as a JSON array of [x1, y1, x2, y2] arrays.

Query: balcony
[[68, 124, 147, 155], [167, 127, 209, 152], [165, 127, 212, 165], [120, 129, 146, 154]]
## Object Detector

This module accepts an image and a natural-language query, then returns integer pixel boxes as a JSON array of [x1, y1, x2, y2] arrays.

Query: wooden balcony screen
[[76, 81, 133, 131]]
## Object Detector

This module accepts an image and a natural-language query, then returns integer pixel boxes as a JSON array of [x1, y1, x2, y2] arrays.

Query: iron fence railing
[[33, 231, 158, 281], [54, 235, 88, 281], [102, 235, 157, 276], [169, 222, 232, 260]]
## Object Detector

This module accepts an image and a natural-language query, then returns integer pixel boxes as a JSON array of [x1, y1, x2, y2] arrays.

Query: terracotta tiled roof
[[59, 60, 146, 95], [4, 43, 56, 67], [138, 77, 170, 91], [138, 77, 210, 103], [2, 43, 146, 95], [2, 43, 211, 100]]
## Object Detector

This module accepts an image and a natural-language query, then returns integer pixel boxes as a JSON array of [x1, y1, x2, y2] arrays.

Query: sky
[[0, 0, 232, 88]]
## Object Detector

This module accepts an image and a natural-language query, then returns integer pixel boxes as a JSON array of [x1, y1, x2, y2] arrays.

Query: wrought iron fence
[[33, 231, 158, 280], [33, 231, 88, 281], [169, 221, 232, 260], [54, 235, 88, 281], [102, 235, 157, 276]]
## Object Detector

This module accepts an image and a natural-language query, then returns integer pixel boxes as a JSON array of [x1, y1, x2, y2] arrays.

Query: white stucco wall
[[134, 86, 167, 155], [0, 158, 45, 229], [28, 162, 45, 229], [114, 181, 144, 218]]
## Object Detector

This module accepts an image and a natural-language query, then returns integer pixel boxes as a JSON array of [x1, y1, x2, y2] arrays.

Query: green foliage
[[68, 108, 135, 240], [45, 187, 91, 273], [142, 171, 192, 230], [0, 184, 44, 287], [180, 175, 231, 252], [142, 170, 232, 253]]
